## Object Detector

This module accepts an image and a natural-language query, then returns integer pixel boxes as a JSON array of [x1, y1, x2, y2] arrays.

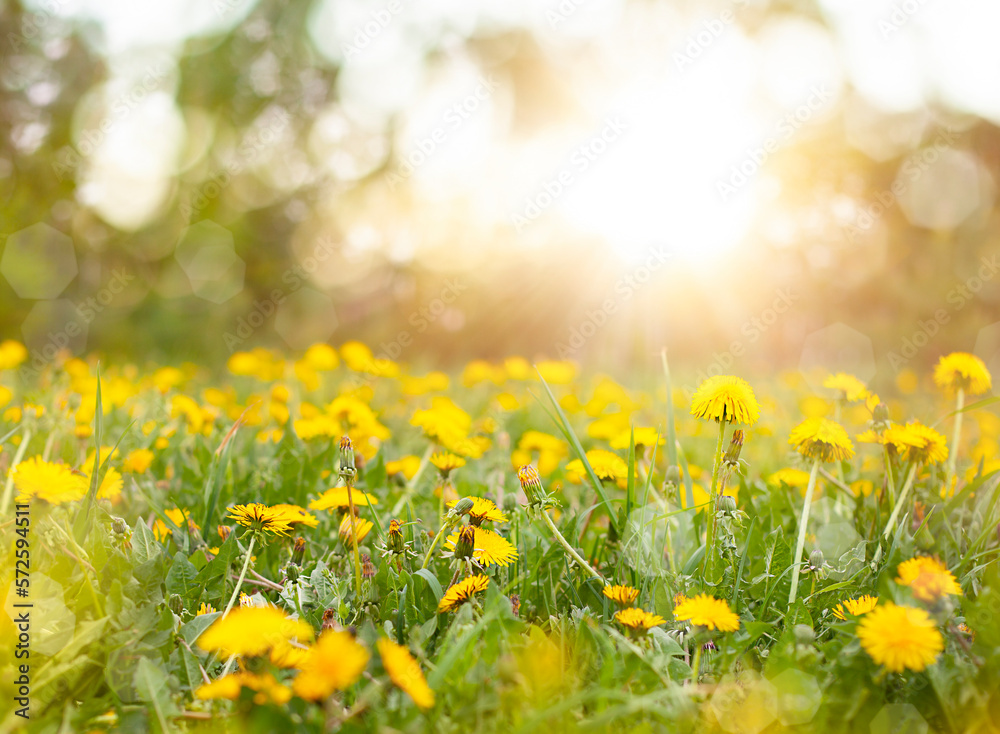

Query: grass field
[[1, 340, 999, 733]]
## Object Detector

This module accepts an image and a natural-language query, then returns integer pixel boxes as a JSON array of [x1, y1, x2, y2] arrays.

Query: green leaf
[[165, 552, 199, 597], [414, 568, 443, 602], [133, 656, 179, 732], [532, 369, 622, 538], [131, 520, 162, 566], [180, 612, 221, 646]]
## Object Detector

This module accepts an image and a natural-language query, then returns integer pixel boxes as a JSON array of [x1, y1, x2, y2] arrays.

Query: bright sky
[[31, 0, 1000, 265]]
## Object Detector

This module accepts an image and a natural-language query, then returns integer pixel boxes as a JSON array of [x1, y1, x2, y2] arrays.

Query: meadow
[[1, 340, 998, 733]]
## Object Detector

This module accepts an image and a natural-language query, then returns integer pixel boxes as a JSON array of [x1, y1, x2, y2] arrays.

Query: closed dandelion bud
[[284, 563, 301, 582], [809, 549, 825, 570], [339, 435, 355, 473], [111, 516, 129, 536], [361, 553, 376, 579], [719, 494, 737, 513], [723, 430, 745, 466], [451, 497, 475, 518], [664, 465, 681, 486], [509, 594, 520, 617], [794, 625, 815, 644], [454, 524, 476, 559], [517, 465, 542, 503], [873, 403, 890, 431], [387, 519, 405, 553], [168, 594, 184, 615], [292, 536, 306, 565]]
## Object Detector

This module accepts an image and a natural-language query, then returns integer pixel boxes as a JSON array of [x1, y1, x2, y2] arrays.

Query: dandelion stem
[[0, 428, 33, 517], [420, 521, 451, 570], [222, 534, 256, 619], [946, 388, 964, 490], [540, 509, 606, 585], [882, 445, 897, 508], [345, 479, 363, 598], [703, 418, 728, 579], [788, 458, 820, 606], [689, 642, 702, 684], [883, 462, 918, 541]]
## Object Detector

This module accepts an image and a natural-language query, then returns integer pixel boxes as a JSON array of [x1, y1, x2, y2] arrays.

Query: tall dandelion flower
[[437, 574, 489, 613], [882, 422, 948, 543], [690, 376, 759, 578], [786, 418, 853, 605], [614, 607, 666, 633], [896, 556, 962, 604], [823, 373, 870, 403], [935, 352, 992, 487], [377, 638, 435, 710], [603, 584, 640, 606], [832, 595, 878, 620], [221, 504, 292, 619], [292, 630, 370, 701], [673, 594, 740, 632], [444, 526, 518, 567], [857, 603, 944, 673], [11, 457, 87, 505], [447, 496, 507, 525]]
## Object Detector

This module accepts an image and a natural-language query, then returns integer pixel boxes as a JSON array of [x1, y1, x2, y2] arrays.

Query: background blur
[[2, 0, 1000, 388]]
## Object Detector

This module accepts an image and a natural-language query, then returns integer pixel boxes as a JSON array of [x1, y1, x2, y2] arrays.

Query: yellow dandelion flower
[[0, 339, 28, 369], [430, 451, 466, 474], [386, 455, 422, 480], [857, 603, 944, 673], [788, 418, 855, 462], [565, 449, 628, 484], [153, 508, 200, 540], [444, 527, 518, 567], [823, 373, 869, 403], [438, 574, 490, 613], [87, 466, 123, 500], [377, 638, 435, 710], [767, 467, 812, 488], [197, 607, 313, 657], [673, 593, 740, 632], [614, 607, 666, 631], [609, 427, 664, 450], [308, 486, 380, 511], [537, 360, 578, 385], [447, 496, 507, 525], [270, 642, 311, 669], [270, 503, 319, 528], [195, 671, 291, 704], [196, 602, 217, 616], [832, 595, 878, 620], [11, 457, 87, 504], [884, 421, 948, 466], [226, 503, 293, 536], [603, 584, 640, 606], [123, 448, 155, 473], [689, 376, 760, 426], [895, 556, 962, 603], [339, 514, 374, 545], [934, 352, 992, 396], [292, 630, 370, 700]]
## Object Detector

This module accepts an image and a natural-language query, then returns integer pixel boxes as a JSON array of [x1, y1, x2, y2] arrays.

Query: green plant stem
[[0, 428, 33, 516], [420, 521, 451, 570], [834, 401, 846, 486], [883, 462, 918, 541], [345, 479, 363, 598], [882, 445, 897, 507], [541, 509, 606, 585], [946, 388, 964, 489], [222, 535, 256, 619], [703, 418, 728, 579], [788, 458, 820, 606], [689, 642, 702, 684]]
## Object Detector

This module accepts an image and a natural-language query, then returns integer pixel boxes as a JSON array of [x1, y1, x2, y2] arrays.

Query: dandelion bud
[[168, 594, 184, 615], [873, 403, 891, 431], [723, 430, 745, 466], [664, 465, 681, 486], [719, 494, 737, 513], [292, 536, 306, 565], [793, 625, 815, 644], [339, 435, 355, 474], [509, 594, 521, 617], [454, 524, 476, 559], [451, 497, 475, 517], [517, 465, 542, 503], [111, 516, 129, 535], [321, 608, 337, 631], [218, 525, 231, 542], [387, 519, 405, 554], [361, 553, 376, 579], [284, 563, 301, 582], [809, 549, 825, 570]]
